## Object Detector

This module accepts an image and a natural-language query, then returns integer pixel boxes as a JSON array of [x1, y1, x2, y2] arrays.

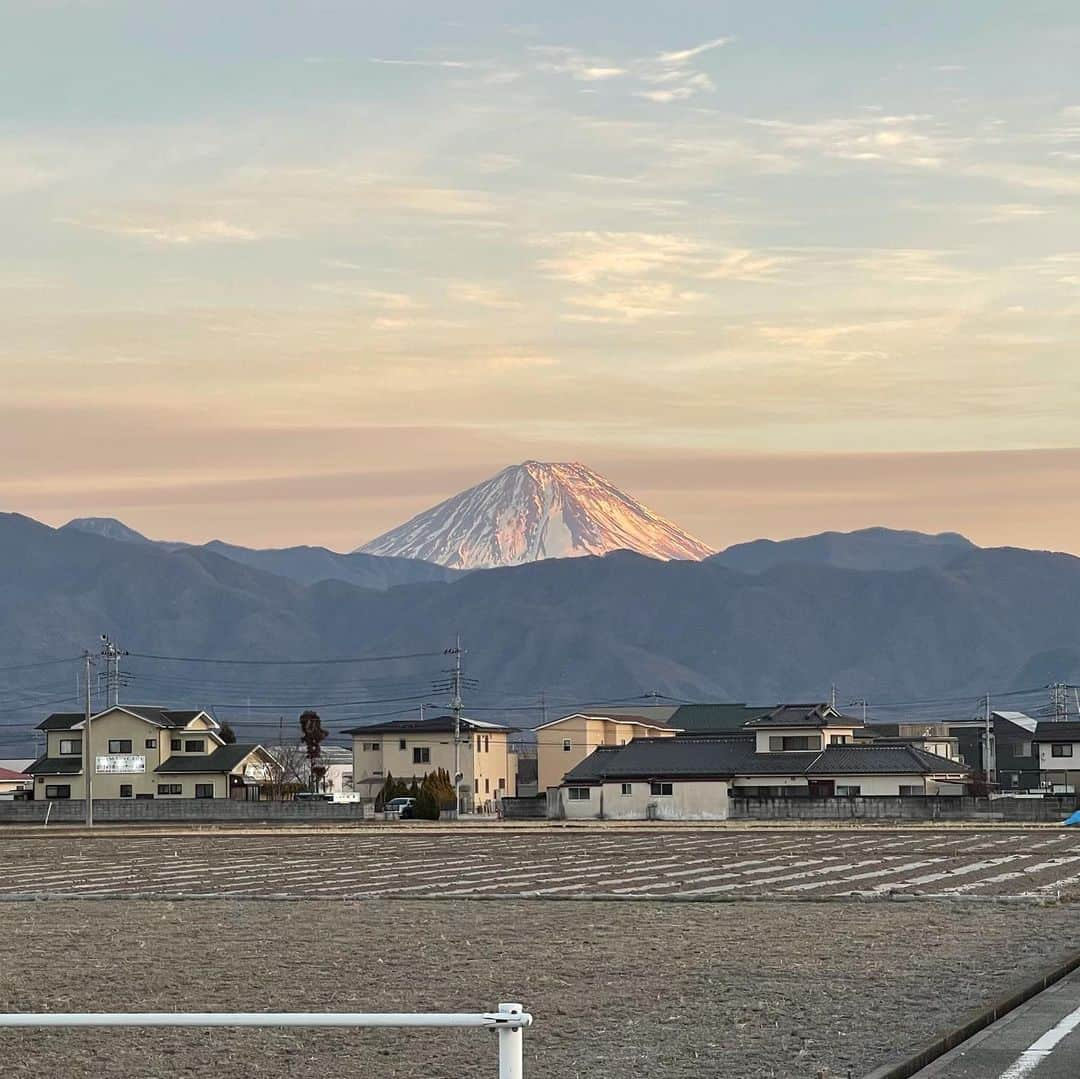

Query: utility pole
[[82, 651, 94, 827], [1050, 682, 1068, 723], [830, 683, 837, 711], [445, 636, 465, 813], [848, 698, 867, 725], [540, 690, 548, 727], [100, 635, 127, 707], [984, 692, 995, 789]]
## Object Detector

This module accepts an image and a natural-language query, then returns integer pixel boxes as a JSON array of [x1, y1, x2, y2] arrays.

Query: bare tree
[[266, 741, 307, 801]]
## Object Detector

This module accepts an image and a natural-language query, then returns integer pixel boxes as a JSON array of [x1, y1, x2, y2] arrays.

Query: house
[[945, 711, 1040, 790], [1032, 722, 1080, 794], [857, 722, 962, 762], [343, 715, 516, 813], [535, 712, 681, 794], [667, 703, 770, 734], [552, 701, 969, 820], [0, 765, 31, 799], [25, 706, 277, 801]]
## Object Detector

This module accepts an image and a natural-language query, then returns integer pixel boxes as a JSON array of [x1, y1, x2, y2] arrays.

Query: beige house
[[535, 712, 681, 794], [26, 706, 276, 801], [344, 715, 516, 813], [1034, 722, 1080, 793]]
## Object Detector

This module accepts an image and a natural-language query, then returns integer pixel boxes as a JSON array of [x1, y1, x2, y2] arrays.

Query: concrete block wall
[[729, 796, 1080, 822], [0, 799, 376, 824]]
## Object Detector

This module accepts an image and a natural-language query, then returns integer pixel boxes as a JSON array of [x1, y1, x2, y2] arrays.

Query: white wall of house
[[1038, 742, 1080, 770], [555, 779, 730, 821]]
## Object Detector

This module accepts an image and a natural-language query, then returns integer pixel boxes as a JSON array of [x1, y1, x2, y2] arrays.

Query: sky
[[2, 1, 1079, 553]]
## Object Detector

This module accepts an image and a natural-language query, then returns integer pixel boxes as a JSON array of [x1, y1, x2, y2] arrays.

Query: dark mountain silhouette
[[711, 527, 977, 573], [62, 518, 459, 591], [4, 513, 1080, 760]]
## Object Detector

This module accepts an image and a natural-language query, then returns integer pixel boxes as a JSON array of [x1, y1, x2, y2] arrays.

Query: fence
[[0, 798, 377, 825], [730, 795, 1080, 822], [0, 1003, 532, 1078]]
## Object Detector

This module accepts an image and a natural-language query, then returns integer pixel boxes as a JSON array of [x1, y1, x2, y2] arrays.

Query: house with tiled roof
[[534, 712, 682, 795], [26, 705, 277, 802], [552, 702, 969, 820]]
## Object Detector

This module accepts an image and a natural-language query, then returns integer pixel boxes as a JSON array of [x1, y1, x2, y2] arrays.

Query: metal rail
[[0, 1002, 532, 1078]]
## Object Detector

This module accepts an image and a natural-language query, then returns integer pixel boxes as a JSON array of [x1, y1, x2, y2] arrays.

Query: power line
[[127, 649, 444, 666]]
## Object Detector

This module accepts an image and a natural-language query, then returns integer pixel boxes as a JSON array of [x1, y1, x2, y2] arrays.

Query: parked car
[[384, 796, 416, 819]]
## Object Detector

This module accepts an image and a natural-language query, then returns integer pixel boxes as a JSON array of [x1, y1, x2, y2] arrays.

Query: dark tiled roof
[[118, 706, 208, 728], [745, 703, 860, 729], [25, 755, 83, 775], [36, 713, 85, 732], [562, 738, 969, 784], [36, 707, 210, 732], [342, 715, 512, 736], [668, 704, 769, 733], [1034, 722, 1080, 741], [155, 744, 264, 774]]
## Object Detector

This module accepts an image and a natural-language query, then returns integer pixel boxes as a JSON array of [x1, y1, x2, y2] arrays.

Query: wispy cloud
[[657, 36, 735, 65], [64, 215, 261, 245]]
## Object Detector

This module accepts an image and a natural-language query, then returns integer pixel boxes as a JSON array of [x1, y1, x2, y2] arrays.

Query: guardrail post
[[497, 1002, 524, 1079]]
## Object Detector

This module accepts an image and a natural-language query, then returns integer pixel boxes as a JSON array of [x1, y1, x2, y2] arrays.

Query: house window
[[413, 747, 430, 765], [621, 783, 632, 796], [399, 739, 407, 751], [567, 787, 591, 801], [485, 777, 490, 794], [484, 735, 490, 753], [364, 742, 380, 752], [650, 781, 673, 796], [145, 739, 157, 749], [171, 739, 182, 751], [184, 739, 206, 754], [562, 738, 572, 752], [829, 735, 850, 745], [474, 779, 480, 794], [195, 784, 214, 799], [59, 739, 81, 756], [1052, 744, 1074, 758], [44, 785, 71, 799], [1016, 742, 1031, 758], [899, 785, 922, 796], [158, 784, 182, 796], [498, 777, 506, 790], [769, 735, 821, 752], [119, 784, 132, 798], [836, 785, 862, 797], [108, 739, 133, 754]]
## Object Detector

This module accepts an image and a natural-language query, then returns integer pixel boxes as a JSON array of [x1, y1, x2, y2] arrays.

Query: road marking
[[997, 1001, 1080, 1078]]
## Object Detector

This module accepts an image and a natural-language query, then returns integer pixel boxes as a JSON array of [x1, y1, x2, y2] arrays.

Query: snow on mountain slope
[[357, 461, 715, 569]]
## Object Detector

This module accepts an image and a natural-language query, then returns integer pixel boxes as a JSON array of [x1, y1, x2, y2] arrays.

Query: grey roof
[[669, 703, 769, 733], [154, 744, 264, 774], [1034, 722, 1080, 742], [561, 738, 969, 784], [36, 706, 211, 732], [36, 713, 85, 732], [25, 756, 83, 775], [745, 703, 860, 729], [342, 715, 513, 736]]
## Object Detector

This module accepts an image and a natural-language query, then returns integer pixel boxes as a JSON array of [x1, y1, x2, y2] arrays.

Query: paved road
[[2, 828, 1080, 899], [913, 968, 1080, 1077]]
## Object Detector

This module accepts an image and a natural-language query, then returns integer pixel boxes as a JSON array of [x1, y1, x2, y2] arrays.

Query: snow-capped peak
[[357, 461, 714, 569]]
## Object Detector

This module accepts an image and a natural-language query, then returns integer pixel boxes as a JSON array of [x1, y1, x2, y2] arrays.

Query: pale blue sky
[[2, 2, 1078, 550]]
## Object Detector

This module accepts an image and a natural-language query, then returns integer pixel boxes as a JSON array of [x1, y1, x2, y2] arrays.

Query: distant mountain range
[[357, 461, 715, 569], [710, 527, 976, 574], [64, 518, 459, 591], [4, 511, 1080, 760]]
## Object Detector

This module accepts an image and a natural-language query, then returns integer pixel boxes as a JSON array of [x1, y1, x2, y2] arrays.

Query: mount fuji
[[356, 461, 715, 570]]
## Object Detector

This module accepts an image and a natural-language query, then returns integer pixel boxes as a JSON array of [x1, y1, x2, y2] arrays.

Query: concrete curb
[[862, 948, 1080, 1079]]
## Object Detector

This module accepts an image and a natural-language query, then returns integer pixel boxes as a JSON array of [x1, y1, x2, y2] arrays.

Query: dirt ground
[[2, 899, 1079, 1078]]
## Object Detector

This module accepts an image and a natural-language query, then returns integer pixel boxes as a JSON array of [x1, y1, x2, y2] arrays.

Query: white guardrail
[[0, 1002, 533, 1078]]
